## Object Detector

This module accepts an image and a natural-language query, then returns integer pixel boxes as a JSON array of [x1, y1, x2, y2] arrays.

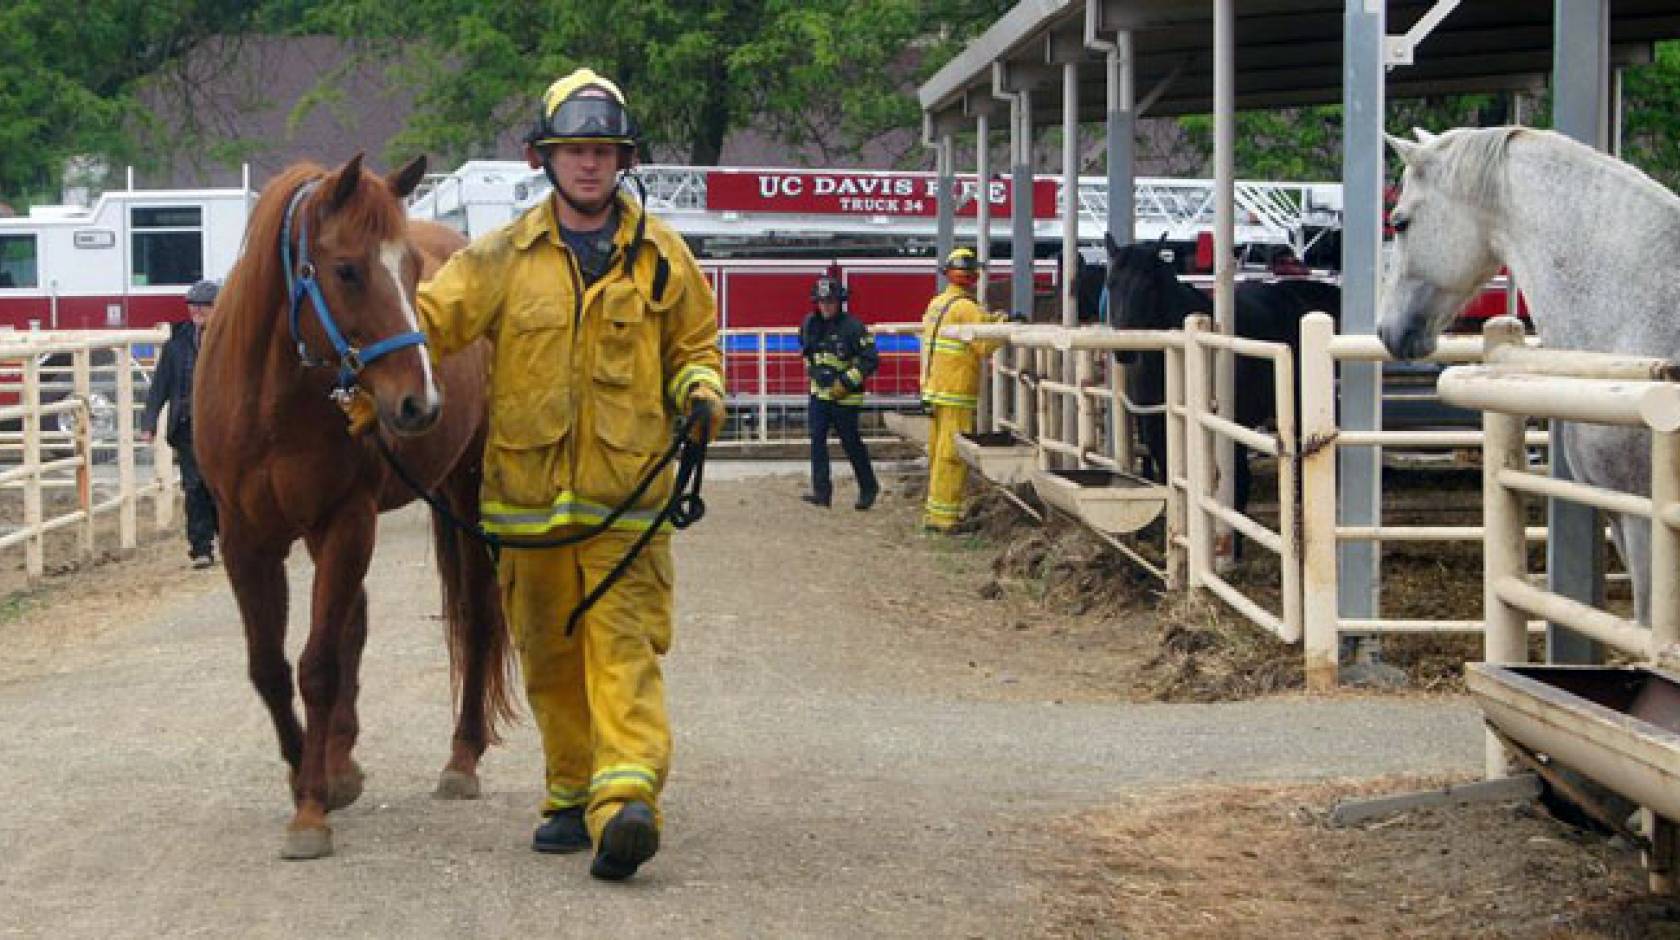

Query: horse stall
[[1431, 319, 1680, 892], [951, 317, 1312, 636]]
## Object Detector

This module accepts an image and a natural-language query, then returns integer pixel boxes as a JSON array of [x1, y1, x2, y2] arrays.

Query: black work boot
[[589, 801, 659, 881], [854, 487, 879, 511], [532, 806, 590, 855], [800, 492, 831, 508]]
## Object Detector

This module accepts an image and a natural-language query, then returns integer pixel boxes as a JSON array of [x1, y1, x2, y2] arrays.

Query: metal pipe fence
[[0, 329, 176, 581]]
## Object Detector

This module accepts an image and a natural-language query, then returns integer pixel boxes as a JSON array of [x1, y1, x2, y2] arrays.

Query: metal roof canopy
[[919, 0, 1680, 130], [917, 1, 1680, 684]]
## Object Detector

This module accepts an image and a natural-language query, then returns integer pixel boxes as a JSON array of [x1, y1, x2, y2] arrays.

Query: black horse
[[1104, 234, 1340, 542]]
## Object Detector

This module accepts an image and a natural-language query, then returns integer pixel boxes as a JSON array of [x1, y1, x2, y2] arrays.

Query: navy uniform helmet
[[811, 275, 848, 303]]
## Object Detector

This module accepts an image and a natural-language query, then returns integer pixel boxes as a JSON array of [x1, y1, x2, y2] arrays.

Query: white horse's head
[[1377, 127, 1509, 360]]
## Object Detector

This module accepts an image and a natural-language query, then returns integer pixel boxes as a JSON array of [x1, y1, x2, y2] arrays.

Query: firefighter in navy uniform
[[799, 275, 880, 510]]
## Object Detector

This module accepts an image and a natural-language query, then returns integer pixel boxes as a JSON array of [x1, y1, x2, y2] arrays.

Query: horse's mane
[[217, 161, 410, 362], [1428, 126, 1680, 215]]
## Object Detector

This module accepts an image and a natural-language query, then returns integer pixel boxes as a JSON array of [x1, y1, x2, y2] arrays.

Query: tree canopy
[[0, 0, 298, 200], [297, 0, 1012, 168]]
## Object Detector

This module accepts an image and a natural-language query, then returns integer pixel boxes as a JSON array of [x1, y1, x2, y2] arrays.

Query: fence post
[[1300, 313, 1339, 689], [1183, 315, 1212, 589], [1651, 429, 1680, 655], [756, 331, 769, 446], [73, 348, 94, 558], [1164, 341, 1187, 590], [1075, 349, 1095, 467], [1015, 346, 1032, 444], [1035, 348, 1053, 471], [117, 343, 137, 550], [1273, 341, 1302, 644], [988, 350, 1005, 434], [1111, 359, 1133, 472], [23, 353, 42, 580], [1481, 317, 1530, 778]]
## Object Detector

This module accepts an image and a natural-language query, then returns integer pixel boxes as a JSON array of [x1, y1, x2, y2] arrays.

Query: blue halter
[[280, 180, 428, 395]]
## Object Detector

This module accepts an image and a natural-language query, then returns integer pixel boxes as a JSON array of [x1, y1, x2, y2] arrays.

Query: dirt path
[[0, 469, 1523, 938]]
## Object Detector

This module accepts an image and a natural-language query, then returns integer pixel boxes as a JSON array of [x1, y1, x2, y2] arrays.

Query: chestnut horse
[[195, 155, 513, 859]]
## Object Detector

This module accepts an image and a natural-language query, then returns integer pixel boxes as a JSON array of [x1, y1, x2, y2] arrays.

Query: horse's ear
[[326, 153, 366, 211], [386, 155, 428, 200], [1412, 127, 1438, 145], [1385, 133, 1422, 165], [1104, 232, 1120, 257]]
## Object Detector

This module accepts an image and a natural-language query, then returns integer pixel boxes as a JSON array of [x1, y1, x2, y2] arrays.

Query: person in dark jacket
[[142, 278, 219, 567], [799, 275, 880, 510]]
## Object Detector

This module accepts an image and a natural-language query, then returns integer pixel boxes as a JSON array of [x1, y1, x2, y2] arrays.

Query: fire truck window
[[130, 206, 203, 286], [0, 234, 37, 288]]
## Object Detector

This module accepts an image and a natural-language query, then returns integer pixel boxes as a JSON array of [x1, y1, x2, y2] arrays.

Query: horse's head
[[1104, 233, 1180, 363], [1378, 128, 1505, 360], [295, 154, 441, 435]]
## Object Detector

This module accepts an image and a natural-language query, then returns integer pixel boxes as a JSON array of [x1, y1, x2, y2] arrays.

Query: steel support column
[[1340, 0, 1385, 631], [1549, 0, 1611, 664], [1213, 0, 1237, 555], [1012, 92, 1035, 322]]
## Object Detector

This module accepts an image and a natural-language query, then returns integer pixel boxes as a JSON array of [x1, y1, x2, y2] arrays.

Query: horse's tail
[[431, 486, 518, 745]]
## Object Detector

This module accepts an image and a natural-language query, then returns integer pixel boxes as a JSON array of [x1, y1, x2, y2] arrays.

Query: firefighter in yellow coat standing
[[920, 248, 1003, 531], [417, 68, 724, 882]]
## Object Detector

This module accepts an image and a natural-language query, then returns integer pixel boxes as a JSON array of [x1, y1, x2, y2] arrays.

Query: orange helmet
[[943, 247, 982, 286]]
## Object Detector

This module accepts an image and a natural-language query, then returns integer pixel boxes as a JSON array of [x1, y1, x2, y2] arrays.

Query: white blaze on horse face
[[379, 241, 439, 411]]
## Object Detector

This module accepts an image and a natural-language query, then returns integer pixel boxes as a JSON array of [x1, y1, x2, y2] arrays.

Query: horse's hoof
[[326, 761, 366, 811], [280, 825, 333, 860], [433, 769, 481, 800]]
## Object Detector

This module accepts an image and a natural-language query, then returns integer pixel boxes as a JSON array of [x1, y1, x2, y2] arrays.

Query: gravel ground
[[0, 470, 1485, 938]]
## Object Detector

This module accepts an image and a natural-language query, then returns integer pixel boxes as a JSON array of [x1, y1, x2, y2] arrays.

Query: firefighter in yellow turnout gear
[[920, 248, 1003, 531], [417, 68, 723, 882]]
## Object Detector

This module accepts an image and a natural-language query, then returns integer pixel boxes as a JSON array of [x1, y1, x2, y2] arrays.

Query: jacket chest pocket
[[593, 280, 656, 388], [504, 294, 572, 384]]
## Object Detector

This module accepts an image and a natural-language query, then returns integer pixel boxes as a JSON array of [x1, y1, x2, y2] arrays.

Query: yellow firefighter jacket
[[920, 285, 1002, 409], [417, 193, 724, 535]]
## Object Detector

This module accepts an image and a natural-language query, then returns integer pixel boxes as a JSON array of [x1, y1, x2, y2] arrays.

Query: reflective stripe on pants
[[498, 530, 674, 842], [924, 404, 974, 529]]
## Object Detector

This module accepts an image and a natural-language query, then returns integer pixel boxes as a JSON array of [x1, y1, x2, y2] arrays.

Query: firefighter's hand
[[339, 388, 378, 437], [829, 380, 851, 399], [684, 385, 725, 444]]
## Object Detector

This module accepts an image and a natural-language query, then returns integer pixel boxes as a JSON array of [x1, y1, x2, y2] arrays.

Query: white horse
[[1379, 125, 1679, 626]]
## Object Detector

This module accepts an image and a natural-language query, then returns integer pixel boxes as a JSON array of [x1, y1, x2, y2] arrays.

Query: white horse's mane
[[1424, 125, 1680, 214]]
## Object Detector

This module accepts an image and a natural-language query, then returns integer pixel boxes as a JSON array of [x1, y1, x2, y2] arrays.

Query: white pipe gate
[[1438, 318, 1680, 674], [0, 329, 177, 580], [954, 315, 1303, 644], [951, 313, 1616, 688]]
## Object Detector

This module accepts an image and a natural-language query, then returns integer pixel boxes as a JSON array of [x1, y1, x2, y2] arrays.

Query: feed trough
[[954, 431, 1037, 487], [883, 411, 931, 450], [1030, 468, 1166, 535], [1467, 664, 1680, 821]]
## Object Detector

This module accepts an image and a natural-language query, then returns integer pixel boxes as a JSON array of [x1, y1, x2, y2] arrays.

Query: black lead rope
[[374, 406, 710, 636]]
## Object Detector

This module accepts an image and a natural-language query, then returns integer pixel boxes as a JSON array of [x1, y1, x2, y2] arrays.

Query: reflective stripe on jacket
[[417, 193, 723, 535], [919, 286, 1001, 410], [800, 311, 877, 406]]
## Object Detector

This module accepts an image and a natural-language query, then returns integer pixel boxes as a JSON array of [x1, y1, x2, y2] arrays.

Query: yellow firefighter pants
[[498, 530, 674, 843], [924, 404, 975, 530]]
